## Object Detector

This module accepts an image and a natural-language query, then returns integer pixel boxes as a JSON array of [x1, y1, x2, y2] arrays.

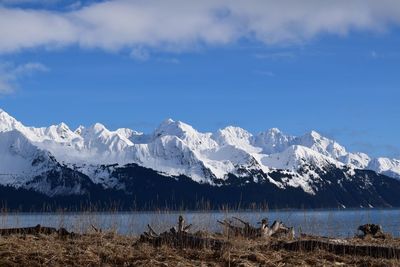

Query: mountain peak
[[218, 126, 252, 138], [74, 125, 85, 135], [155, 118, 197, 138], [263, 144, 342, 172], [253, 128, 293, 154], [55, 122, 72, 134], [309, 130, 321, 138], [57, 122, 69, 128], [0, 108, 26, 133], [116, 128, 142, 139], [296, 131, 347, 159], [92, 123, 107, 132], [213, 126, 255, 152], [164, 118, 175, 123], [268, 127, 282, 134], [0, 108, 16, 122]]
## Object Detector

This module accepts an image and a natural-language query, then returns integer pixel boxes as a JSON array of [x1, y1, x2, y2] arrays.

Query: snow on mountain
[[1, 108, 400, 195], [253, 128, 295, 154], [0, 109, 37, 139], [261, 145, 344, 193], [116, 128, 143, 141], [124, 119, 219, 182], [368, 157, 400, 179], [262, 145, 342, 171], [74, 125, 85, 135], [31, 123, 136, 166], [0, 129, 57, 187], [127, 120, 267, 182], [79, 123, 134, 152], [339, 152, 371, 169], [293, 131, 347, 159], [213, 126, 259, 153], [132, 138, 214, 182], [210, 126, 272, 176], [155, 119, 218, 151], [34, 123, 78, 141], [253, 128, 372, 171]]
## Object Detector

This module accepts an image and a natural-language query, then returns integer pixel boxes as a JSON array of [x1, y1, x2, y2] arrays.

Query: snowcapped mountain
[[0, 108, 400, 209]]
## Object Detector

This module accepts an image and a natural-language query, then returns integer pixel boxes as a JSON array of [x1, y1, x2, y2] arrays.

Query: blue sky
[[0, 0, 400, 158]]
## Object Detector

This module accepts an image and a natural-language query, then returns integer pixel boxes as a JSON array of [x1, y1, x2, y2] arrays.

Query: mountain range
[[1, 108, 400, 210]]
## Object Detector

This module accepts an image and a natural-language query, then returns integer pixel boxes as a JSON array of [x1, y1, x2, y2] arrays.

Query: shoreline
[[1, 209, 400, 239], [0, 215, 399, 266]]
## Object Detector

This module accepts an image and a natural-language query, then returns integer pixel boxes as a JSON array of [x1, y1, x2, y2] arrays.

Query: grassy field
[[0, 230, 400, 266]]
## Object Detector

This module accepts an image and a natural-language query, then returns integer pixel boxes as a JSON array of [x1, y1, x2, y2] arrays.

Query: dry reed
[[0, 230, 400, 266]]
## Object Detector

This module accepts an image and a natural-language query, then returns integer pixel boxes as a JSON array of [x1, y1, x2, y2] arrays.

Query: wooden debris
[[218, 218, 257, 238], [138, 216, 226, 250], [273, 224, 398, 260], [358, 224, 388, 239], [0, 224, 77, 238], [91, 224, 101, 233], [218, 217, 294, 239]]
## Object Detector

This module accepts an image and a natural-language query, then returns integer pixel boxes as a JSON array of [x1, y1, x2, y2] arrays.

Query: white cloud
[[66, 1, 82, 11], [0, 0, 400, 54], [130, 47, 150, 61], [0, 62, 48, 93]]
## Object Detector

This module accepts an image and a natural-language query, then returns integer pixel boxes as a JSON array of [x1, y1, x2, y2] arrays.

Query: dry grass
[[0, 232, 400, 266]]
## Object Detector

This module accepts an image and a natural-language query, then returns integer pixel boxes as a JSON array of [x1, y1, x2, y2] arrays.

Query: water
[[1, 209, 399, 238]]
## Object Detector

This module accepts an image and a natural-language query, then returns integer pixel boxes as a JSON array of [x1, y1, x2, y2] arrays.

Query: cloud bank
[[0, 0, 400, 54]]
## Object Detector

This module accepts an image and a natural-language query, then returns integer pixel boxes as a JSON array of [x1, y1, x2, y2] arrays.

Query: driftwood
[[218, 217, 294, 239], [0, 224, 77, 238], [273, 224, 397, 259], [358, 224, 388, 239], [217, 218, 257, 238], [272, 239, 400, 260], [138, 216, 226, 250]]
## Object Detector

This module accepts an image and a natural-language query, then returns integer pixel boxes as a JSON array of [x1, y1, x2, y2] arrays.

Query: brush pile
[[138, 215, 226, 249]]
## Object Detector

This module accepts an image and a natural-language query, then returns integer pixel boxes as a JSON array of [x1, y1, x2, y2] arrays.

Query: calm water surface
[[1, 209, 399, 238]]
